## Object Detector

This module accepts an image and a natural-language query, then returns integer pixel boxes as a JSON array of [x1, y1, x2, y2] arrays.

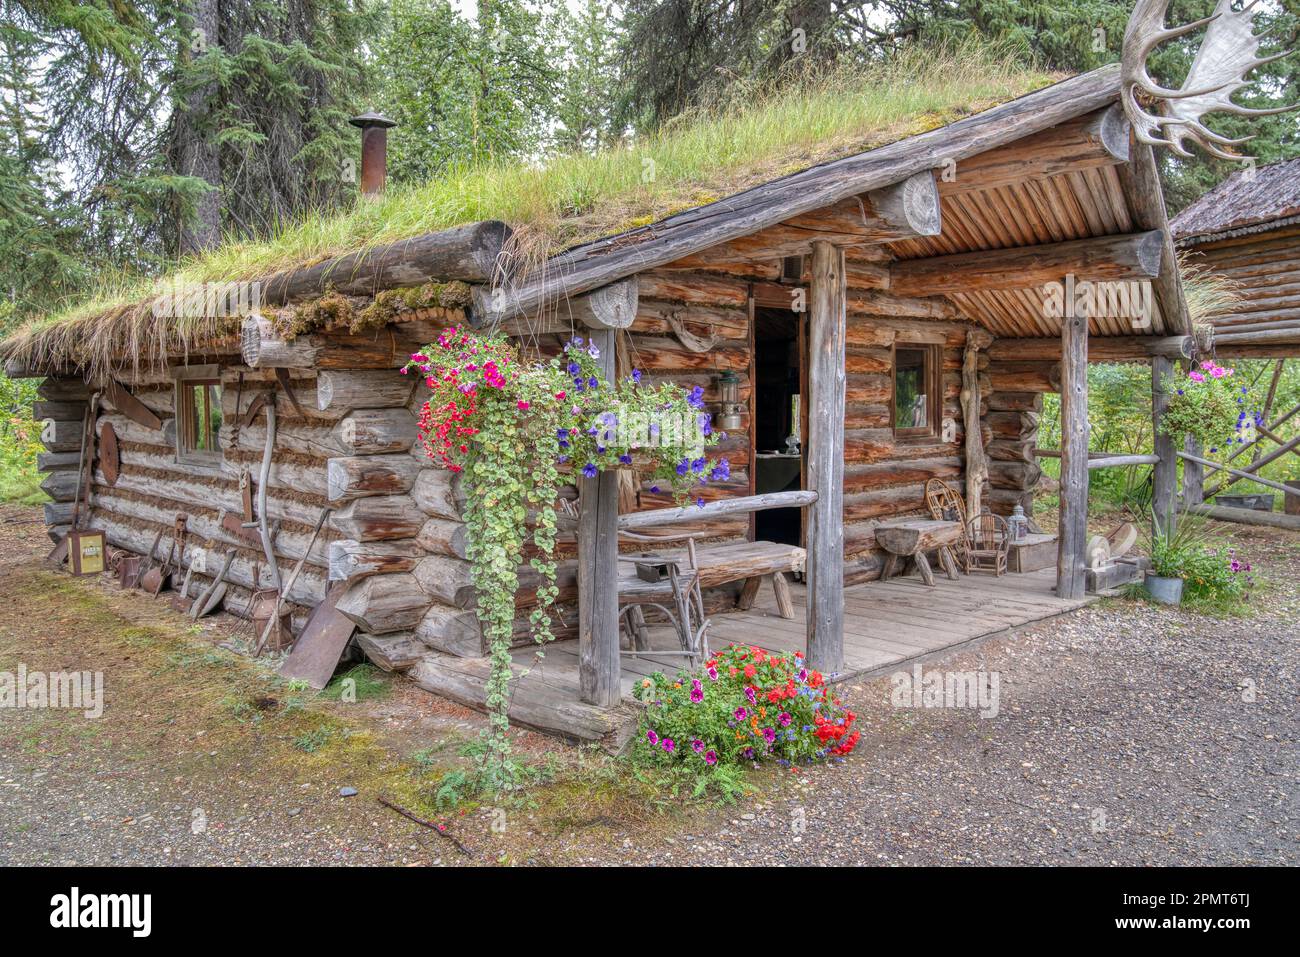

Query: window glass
[[894, 348, 929, 430]]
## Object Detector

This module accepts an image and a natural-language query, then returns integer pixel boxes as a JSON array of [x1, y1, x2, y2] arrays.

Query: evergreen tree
[[553, 0, 622, 154]]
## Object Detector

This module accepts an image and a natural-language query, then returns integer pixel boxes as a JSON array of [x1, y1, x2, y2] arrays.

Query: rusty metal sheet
[[278, 582, 355, 690], [99, 421, 121, 486]]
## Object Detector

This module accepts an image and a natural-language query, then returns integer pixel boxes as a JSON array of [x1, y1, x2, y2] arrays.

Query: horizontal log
[[411, 555, 476, 608], [614, 490, 817, 530], [480, 278, 638, 333], [415, 604, 486, 657], [45, 501, 75, 525], [37, 377, 90, 400], [942, 104, 1129, 194], [891, 231, 1164, 297], [31, 400, 86, 421], [987, 335, 1194, 362], [326, 454, 422, 502], [409, 468, 465, 520], [316, 370, 415, 415], [336, 573, 431, 634], [663, 172, 941, 267], [333, 408, 417, 454], [1088, 454, 1159, 468], [355, 632, 428, 672], [407, 653, 634, 748], [988, 361, 1060, 393], [39, 470, 80, 502], [330, 495, 425, 542], [986, 410, 1040, 439], [986, 391, 1044, 413], [842, 483, 928, 522], [259, 221, 511, 305], [328, 539, 426, 581], [415, 517, 469, 558], [38, 419, 83, 452], [1186, 503, 1300, 531], [842, 456, 963, 493], [37, 451, 81, 471], [988, 459, 1044, 490]]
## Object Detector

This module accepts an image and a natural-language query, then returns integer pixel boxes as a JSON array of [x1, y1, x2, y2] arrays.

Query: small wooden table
[[874, 519, 964, 586]]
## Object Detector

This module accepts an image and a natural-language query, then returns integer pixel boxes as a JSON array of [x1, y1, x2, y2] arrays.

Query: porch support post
[[1056, 309, 1089, 599], [1182, 434, 1204, 507], [576, 285, 635, 708], [962, 328, 993, 519], [805, 240, 846, 674], [1151, 355, 1177, 534]]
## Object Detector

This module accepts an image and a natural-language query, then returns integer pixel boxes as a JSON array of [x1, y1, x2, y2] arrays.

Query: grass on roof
[[3, 41, 1054, 375]]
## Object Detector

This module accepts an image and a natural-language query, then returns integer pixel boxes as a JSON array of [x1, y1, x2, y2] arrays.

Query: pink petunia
[[1188, 370, 1205, 383]]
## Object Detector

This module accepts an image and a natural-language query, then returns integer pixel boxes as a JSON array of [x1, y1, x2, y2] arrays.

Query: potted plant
[[1143, 510, 1208, 606]]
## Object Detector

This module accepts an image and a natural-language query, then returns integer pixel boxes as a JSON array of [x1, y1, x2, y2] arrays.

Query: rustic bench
[[618, 540, 805, 616], [874, 519, 963, 586]]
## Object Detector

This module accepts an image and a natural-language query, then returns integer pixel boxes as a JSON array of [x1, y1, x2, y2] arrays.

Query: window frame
[[171, 364, 224, 468], [890, 342, 942, 442]]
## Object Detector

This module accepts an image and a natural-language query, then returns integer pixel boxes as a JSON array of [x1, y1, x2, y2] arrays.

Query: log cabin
[[1, 56, 1225, 745], [1172, 156, 1300, 523]]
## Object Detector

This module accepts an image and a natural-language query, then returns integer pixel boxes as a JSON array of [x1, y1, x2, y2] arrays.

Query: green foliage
[[1143, 511, 1254, 612], [406, 328, 720, 794], [322, 663, 391, 702], [0, 370, 42, 503]]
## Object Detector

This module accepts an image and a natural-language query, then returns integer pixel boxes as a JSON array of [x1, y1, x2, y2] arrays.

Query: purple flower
[[708, 458, 730, 482], [618, 453, 633, 464], [745, 686, 757, 703], [690, 686, 704, 703], [567, 361, 580, 375], [691, 457, 706, 474], [704, 750, 717, 765], [646, 730, 659, 745], [687, 385, 705, 409], [734, 707, 748, 721], [691, 739, 704, 753], [697, 412, 713, 436], [661, 737, 675, 753], [675, 459, 689, 477], [707, 666, 718, 681], [631, 369, 642, 385], [778, 712, 792, 727], [742, 747, 755, 760], [762, 727, 776, 744], [588, 376, 599, 390], [581, 462, 598, 478], [649, 485, 660, 494]]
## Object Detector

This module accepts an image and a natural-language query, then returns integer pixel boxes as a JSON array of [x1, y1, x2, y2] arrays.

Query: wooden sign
[[69, 529, 106, 576], [99, 421, 121, 486]]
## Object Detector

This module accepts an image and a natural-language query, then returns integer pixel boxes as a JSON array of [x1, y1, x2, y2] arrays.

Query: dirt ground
[[0, 503, 1295, 866]]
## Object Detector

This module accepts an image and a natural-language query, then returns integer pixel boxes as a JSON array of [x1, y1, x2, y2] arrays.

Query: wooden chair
[[615, 530, 711, 667], [925, 478, 969, 567], [964, 511, 1010, 576]]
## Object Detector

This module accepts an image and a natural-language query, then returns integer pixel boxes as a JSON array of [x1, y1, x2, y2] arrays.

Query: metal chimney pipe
[[348, 111, 397, 197]]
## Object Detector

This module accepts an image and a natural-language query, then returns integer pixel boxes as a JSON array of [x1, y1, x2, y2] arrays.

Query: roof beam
[[1116, 142, 1191, 336], [938, 104, 1129, 195], [666, 172, 941, 267], [890, 230, 1165, 297], [987, 335, 1194, 362]]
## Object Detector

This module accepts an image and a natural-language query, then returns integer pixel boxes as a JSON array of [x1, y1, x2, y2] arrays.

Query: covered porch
[[408, 565, 1094, 747]]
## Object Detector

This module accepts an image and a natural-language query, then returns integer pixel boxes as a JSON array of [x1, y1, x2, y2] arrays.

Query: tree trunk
[[176, 0, 221, 255]]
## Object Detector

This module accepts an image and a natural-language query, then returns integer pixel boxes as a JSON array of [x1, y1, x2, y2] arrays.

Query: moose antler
[[1121, 0, 1298, 160]]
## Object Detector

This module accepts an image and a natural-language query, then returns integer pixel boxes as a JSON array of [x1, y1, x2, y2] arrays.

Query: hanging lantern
[[715, 370, 743, 431]]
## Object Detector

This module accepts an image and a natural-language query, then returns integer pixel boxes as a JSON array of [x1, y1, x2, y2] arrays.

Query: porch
[[405, 565, 1095, 748]]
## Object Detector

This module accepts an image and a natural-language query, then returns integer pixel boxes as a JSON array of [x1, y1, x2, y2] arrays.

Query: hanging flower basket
[[1160, 360, 1260, 457]]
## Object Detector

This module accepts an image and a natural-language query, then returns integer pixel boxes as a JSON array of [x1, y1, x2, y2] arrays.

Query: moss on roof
[[3, 43, 1055, 376]]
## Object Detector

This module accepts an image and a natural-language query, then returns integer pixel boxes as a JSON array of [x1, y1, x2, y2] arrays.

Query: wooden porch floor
[[510, 565, 1095, 703]]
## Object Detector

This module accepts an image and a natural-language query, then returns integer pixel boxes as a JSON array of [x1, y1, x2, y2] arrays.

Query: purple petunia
[[581, 462, 598, 478], [691, 739, 704, 753], [661, 737, 675, 753], [734, 707, 748, 721], [704, 750, 717, 765], [646, 730, 658, 745], [687, 385, 705, 409]]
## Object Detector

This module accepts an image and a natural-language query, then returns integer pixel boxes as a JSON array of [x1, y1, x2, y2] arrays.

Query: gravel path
[[1, 505, 1295, 865]]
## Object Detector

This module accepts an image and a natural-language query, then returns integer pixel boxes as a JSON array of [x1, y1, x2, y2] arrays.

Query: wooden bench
[[618, 540, 805, 619], [874, 519, 963, 586]]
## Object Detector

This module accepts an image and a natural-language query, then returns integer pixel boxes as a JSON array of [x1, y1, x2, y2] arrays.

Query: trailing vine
[[405, 328, 724, 790]]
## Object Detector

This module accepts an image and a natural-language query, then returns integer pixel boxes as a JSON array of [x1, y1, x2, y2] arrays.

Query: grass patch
[[1, 42, 1052, 377], [321, 663, 391, 702]]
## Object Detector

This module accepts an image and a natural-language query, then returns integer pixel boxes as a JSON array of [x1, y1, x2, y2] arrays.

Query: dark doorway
[[752, 305, 805, 546]]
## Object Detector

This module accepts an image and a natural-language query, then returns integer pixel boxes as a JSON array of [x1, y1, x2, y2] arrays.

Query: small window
[[893, 345, 940, 440], [173, 366, 223, 466]]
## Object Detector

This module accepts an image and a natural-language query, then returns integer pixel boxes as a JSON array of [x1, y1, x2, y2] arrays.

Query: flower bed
[[633, 644, 859, 770]]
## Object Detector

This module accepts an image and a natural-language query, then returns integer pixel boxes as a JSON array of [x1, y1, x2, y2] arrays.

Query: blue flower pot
[[1145, 574, 1184, 606]]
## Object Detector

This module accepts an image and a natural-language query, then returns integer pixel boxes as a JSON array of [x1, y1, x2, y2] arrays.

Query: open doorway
[[753, 305, 805, 545]]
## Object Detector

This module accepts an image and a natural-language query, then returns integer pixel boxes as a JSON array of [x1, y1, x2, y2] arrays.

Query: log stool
[[874, 519, 964, 586]]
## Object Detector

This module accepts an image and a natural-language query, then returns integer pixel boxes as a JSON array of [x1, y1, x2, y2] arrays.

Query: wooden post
[[576, 287, 632, 708], [963, 329, 993, 519], [1056, 310, 1088, 599], [1182, 434, 1204, 507], [805, 241, 846, 674], [1151, 355, 1177, 533]]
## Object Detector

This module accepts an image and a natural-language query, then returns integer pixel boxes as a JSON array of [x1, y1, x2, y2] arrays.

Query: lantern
[[715, 370, 743, 431]]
